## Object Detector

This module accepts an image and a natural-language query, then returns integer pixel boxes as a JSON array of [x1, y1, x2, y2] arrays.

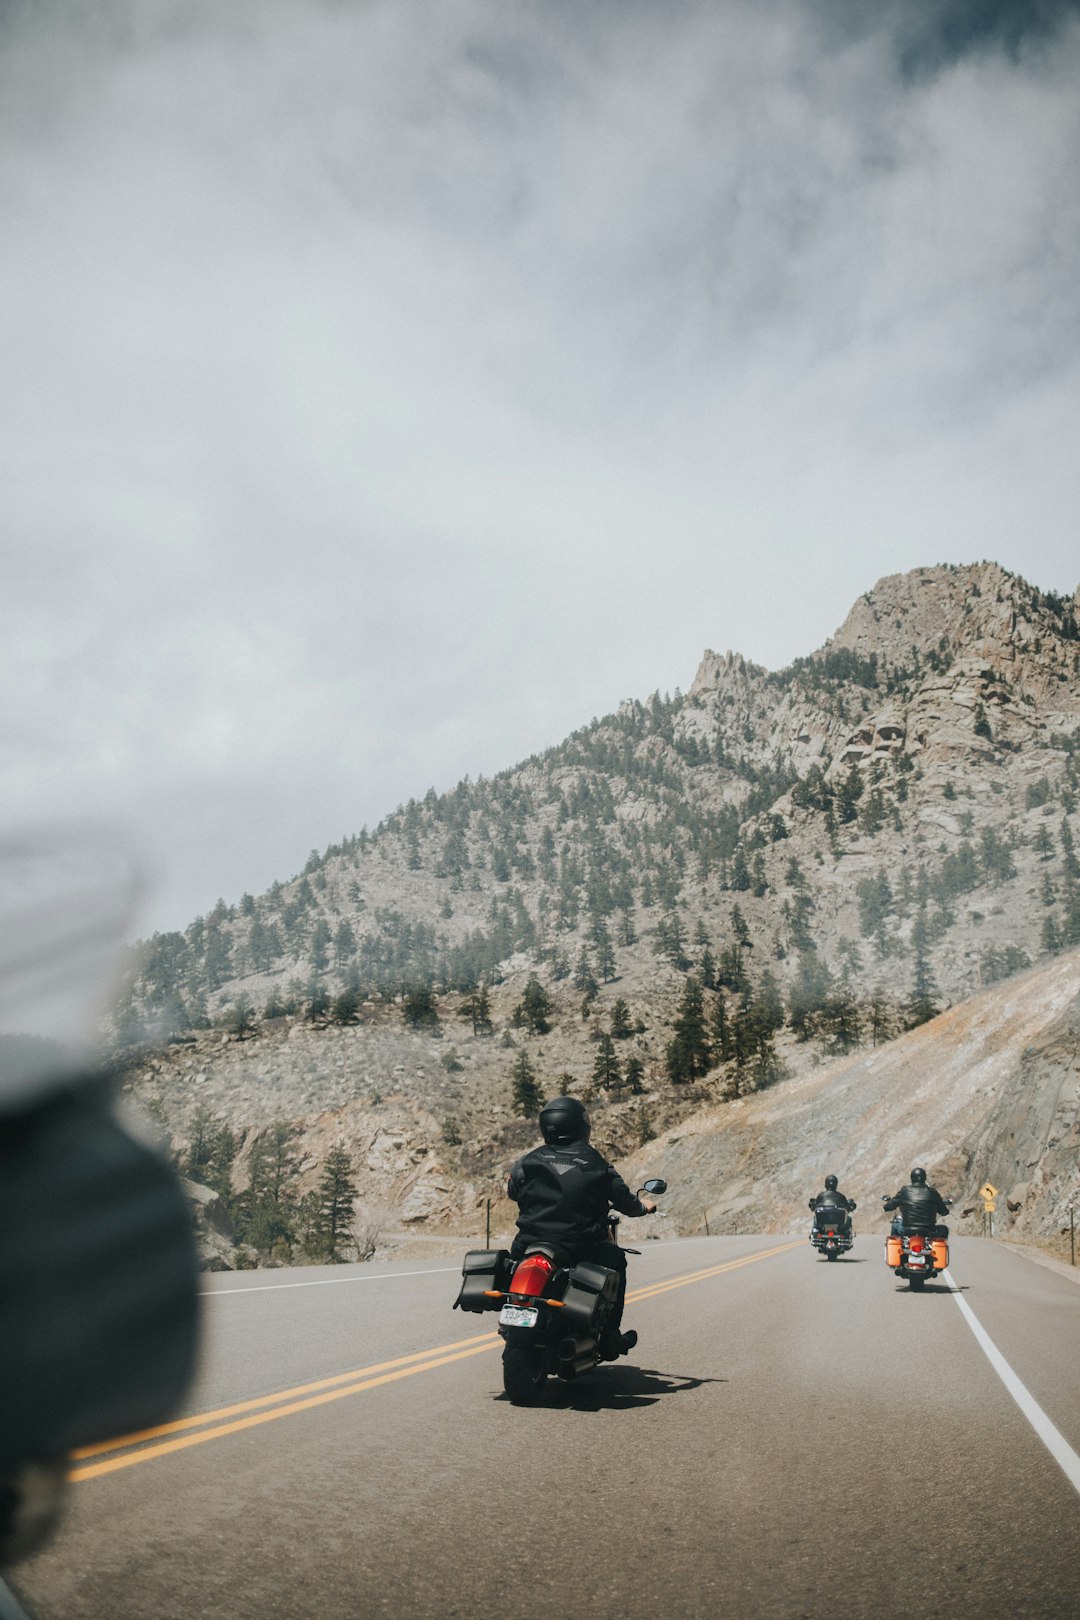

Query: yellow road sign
[[980, 1182, 998, 1200], [983, 1200, 997, 1213]]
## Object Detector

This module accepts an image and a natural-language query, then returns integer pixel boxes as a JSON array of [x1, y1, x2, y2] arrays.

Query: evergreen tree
[[591, 919, 617, 982], [666, 976, 710, 1083], [624, 1054, 646, 1095], [236, 1123, 301, 1255], [310, 918, 332, 972], [868, 990, 895, 1047], [573, 946, 598, 1000], [460, 983, 493, 1035], [710, 992, 734, 1064], [184, 1105, 237, 1200], [403, 983, 439, 1029], [609, 997, 634, 1040], [836, 762, 864, 825], [591, 1033, 622, 1094], [787, 949, 832, 1042], [330, 986, 361, 1024], [511, 1051, 544, 1117], [655, 911, 690, 970], [306, 1143, 359, 1262], [514, 975, 554, 1035], [816, 989, 862, 1055], [224, 993, 256, 1038], [905, 901, 938, 1028]]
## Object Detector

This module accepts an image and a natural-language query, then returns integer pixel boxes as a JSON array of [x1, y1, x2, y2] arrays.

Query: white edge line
[[943, 1266, 1080, 1496], [201, 1266, 458, 1297]]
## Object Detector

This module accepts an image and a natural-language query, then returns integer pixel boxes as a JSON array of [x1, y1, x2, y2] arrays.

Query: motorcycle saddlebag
[[885, 1236, 902, 1269], [931, 1238, 949, 1272], [453, 1249, 511, 1313], [560, 1259, 620, 1337]]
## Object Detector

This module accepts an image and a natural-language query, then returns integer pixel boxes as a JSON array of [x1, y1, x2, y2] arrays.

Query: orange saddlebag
[[886, 1236, 902, 1268], [931, 1238, 949, 1272]]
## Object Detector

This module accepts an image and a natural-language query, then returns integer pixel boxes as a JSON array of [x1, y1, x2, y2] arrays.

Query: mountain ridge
[[111, 560, 1080, 1265]]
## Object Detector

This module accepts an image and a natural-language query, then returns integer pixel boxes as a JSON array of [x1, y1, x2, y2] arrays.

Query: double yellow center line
[[71, 1239, 801, 1483]]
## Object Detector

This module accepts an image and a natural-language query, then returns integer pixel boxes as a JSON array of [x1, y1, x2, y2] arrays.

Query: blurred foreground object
[[0, 828, 199, 1564]]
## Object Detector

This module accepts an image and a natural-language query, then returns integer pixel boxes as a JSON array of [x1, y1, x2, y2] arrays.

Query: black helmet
[[539, 1096, 591, 1146], [910, 1167, 927, 1185], [824, 1175, 839, 1192]]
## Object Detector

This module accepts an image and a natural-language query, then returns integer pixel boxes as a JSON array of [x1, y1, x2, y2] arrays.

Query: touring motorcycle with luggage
[[882, 1202, 951, 1290], [809, 1204, 854, 1260], [453, 1179, 666, 1403]]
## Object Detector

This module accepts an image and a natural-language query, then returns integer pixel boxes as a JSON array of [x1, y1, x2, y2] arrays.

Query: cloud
[[2, 1, 1078, 930]]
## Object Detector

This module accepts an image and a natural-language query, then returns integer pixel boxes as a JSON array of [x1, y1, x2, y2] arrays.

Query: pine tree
[[905, 901, 938, 1028], [184, 1106, 237, 1200], [514, 975, 554, 1035], [666, 976, 710, 1083], [403, 983, 439, 1029], [591, 1033, 622, 1094], [868, 990, 895, 1046], [609, 997, 634, 1040], [591, 919, 617, 982], [331, 986, 361, 1024], [306, 1144, 359, 1262], [511, 1052, 544, 1117], [236, 1123, 301, 1255], [460, 983, 493, 1035], [573, 946, 598, 998], [710, 992, 734, 1063], [310, 918, 332, 972], [625, 1055, 646, 1095]]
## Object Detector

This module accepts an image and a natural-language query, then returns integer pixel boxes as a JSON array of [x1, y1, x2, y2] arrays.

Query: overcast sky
[[3, 0, 1079, 937]]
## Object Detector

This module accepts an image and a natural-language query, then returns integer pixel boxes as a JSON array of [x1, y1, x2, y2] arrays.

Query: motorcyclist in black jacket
[[808, 1173, 856, 1236], [883, 1167, 950, 1235], [507, 1096, 656, 1359]]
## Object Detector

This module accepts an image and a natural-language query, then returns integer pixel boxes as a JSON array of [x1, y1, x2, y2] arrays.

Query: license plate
[[908, 1256, 926, 1268], [499, 1304, 539, 1328]]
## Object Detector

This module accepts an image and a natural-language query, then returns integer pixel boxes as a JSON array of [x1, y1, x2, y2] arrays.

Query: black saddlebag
[[559, 1259, 619, 1337], [453, 1249, 511, 1312]]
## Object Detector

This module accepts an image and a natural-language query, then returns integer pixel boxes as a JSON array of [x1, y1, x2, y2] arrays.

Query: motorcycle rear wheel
[[502, 1340, 546, 1405], [908, 1275, 926, 1290], [826, 1249, 838, 1261]]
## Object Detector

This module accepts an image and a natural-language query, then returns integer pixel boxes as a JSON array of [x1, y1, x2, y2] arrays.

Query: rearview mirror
[[641, 1178, 667, 1195]]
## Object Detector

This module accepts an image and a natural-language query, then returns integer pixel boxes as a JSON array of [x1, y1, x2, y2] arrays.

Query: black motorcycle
[[453, 1179, 666, 1404], [808, 1203, 854, 1260]]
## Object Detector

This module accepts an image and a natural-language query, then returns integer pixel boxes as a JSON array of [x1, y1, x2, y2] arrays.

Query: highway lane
[[13, 1235, 1080, 1619]]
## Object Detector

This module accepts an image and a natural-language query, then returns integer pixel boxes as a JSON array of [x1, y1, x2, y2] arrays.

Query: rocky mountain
[[112, 561, 1080, 1263]]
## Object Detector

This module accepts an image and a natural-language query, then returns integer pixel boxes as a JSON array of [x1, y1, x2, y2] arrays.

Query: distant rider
[[882, 1167, 950, 1235], [808, 1174, 856, 1237], [507, 1096, 656, 1360]]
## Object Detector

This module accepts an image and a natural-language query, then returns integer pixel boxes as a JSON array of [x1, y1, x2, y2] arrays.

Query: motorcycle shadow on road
[[893, 1281, 968, 1296], [497, 1365, 723, 1413]]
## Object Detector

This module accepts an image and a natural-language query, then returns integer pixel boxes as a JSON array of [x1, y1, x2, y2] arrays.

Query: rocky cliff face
[[618, 946, 1080, 1251]]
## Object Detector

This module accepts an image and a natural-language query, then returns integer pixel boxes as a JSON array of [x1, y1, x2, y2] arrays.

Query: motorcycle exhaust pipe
[[559, 1337, 601, 1375]]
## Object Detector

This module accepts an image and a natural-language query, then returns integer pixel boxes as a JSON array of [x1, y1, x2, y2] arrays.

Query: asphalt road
[[12, 1234, 1080, 1620]]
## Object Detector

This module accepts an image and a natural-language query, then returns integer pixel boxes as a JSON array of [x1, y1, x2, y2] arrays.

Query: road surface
[[12, 1235, 1080, 1618]]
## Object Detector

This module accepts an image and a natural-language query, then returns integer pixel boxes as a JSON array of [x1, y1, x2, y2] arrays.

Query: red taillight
[[827, 1229, 836, 1237], [510, 1254, 555, 1297], [909, 1235, 925, 1253]]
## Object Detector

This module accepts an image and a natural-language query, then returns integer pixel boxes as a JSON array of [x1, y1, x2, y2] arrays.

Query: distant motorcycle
[[453, 1179, 667, 1404], [809, 1205, 854, 1260], [882, 1196, 951, 1290]]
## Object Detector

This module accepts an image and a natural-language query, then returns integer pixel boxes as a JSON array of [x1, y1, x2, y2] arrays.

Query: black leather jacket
[[507, 1140, 647, 1251], [883, 1184, 949, 1231], [809, 1189, 855, 1213]]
